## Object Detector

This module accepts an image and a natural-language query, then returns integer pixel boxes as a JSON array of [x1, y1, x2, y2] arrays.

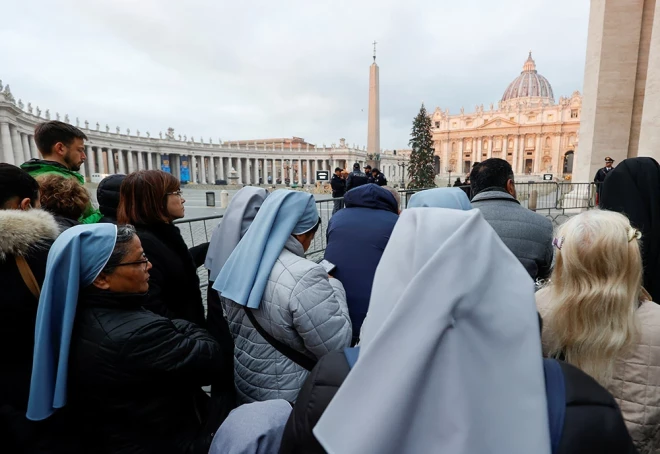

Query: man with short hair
[[21, 120, 102, 223], [371, 168, 387, 186], [346, 163, 369, 192], [0, 164, 60, 451], [364, 165, 374, 184], [594, 156, 615, 204], [331, 167, 346, 214], [324, 184, 399, 344], [469, 158, 553, 280]]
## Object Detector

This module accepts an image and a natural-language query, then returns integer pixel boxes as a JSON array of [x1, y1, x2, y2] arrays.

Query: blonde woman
[[537, 209, 660, 453]]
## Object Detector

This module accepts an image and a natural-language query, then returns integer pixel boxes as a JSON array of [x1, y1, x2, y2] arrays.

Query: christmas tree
[[407, 103, 436, 189]]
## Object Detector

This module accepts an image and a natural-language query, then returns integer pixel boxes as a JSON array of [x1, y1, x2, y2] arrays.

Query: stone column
[[10, 125, 24, 165], [237, 158, 243, 184], [126, 150, 135, 173], [210, 157, 217, 184], [86, 146, 96, 174], [280, 159, 285, 183], [136, 152, 144, 171], [513, 136, 520, 174], [118, 148, 127, 173], [637, 0, 660, 160], [189, 156, 197, 183], [219, 156, 225, 181], [535, 135, 542, 173], [29, 136, 39, 159], [253, 158, 259, 184], [21, 133, 31, 163], [0, 123, 15, 165], [95, 147, 104, 174], [553, 134, 562, 175], [289, 159, 294, 183], [458, 139, 464, 172], [443, 140, 450, 173], [108, 149, 116, 174], [306, 160, 311, 185], [200, 155, 207, 184]]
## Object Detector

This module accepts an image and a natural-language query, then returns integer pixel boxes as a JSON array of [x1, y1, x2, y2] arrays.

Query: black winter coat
[[279, 353, 637, 454], [330, 174, 346, 198], [68, 289, 225, 454], [345, 171, 369, 191], [0, 209, 62, 454], [135, 223, 208, 326]]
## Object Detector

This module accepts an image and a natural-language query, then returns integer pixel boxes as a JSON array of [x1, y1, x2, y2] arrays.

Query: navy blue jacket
[[324, 184, 399, 342]]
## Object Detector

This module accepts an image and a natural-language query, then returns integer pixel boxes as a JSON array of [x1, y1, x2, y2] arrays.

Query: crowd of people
[[1, 120, 659, 453]]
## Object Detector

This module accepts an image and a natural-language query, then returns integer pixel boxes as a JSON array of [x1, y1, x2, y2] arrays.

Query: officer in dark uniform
[[364, 165, 374, 184], [331, 167, 346, 214], [594, 157, 615, 205]]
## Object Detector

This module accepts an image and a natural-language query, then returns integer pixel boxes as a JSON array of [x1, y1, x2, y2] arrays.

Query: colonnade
[[0, 122, 39, 166]]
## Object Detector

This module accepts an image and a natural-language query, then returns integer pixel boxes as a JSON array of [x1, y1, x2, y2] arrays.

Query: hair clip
[[628, 228, 642, 242], [552, 236, 565, 250]]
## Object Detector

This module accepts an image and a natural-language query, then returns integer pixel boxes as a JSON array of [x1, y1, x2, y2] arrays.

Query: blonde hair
[[545, 209, 642, 385]]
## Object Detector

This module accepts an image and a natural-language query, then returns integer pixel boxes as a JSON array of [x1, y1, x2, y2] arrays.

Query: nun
[[407, 187, 472, 209], [213, 190, 352, 404], [204, 186, 270, 423], [27, 224, 224, 454]]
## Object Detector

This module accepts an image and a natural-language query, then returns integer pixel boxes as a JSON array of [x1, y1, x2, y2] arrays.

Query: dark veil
[[600, 157, 660, 302]]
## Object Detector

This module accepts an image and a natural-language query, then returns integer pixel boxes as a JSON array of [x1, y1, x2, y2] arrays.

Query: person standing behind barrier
[[330, 167, 346, 214], [205, 186, 270, 424], [27, 224, 224, 454], [537, 209, 660, 453], [470, 158, 553, 281], [117, 170, 207, 326], [36, 174, 91, 231], [594, 156, 615, 203], [345, 163, 369, 192], [213, 190, 351, 404], [600, 157, 660, 304], [0, 164, 61, 452], [21, 121, 102, 224], [97, 174, 126, 224], [371, 168, 387, 186], [324, 184, 399, 345]]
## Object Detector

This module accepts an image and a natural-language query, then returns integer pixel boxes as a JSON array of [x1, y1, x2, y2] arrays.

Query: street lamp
[[397, 160, 407, 189], [445, 166, 455, 187]]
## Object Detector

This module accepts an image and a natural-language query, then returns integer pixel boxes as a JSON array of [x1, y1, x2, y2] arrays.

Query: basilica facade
[[432, 53, 582, 178]]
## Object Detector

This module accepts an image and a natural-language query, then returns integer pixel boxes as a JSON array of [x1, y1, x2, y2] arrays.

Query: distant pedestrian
[[364, 165, 374, 184], [330, 167, 346, 214], [371, 168, 387, 186], [453, 178, 463, 187], [346, 164, 369, 192], [97, 174, 126, 224]]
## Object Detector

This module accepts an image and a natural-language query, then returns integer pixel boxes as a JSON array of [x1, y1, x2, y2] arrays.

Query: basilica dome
[[501, 52, 554, 103]]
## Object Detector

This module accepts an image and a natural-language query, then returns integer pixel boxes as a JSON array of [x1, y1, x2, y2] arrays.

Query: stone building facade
[[0, 82, 409, 185], [431, 53, 582, 178]]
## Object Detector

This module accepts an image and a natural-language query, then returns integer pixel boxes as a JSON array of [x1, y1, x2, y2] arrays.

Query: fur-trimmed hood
[[0, 209, 60, 260]]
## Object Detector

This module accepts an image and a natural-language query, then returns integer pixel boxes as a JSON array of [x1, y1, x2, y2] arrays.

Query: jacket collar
[[0, 209, 60, 260], [471, 189, 521, 205], [80, 286, 148, 308], [283, 235, 305, 257], [21, 159, 85, 184]]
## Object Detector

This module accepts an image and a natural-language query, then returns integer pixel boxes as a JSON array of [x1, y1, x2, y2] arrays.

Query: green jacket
[[20, 159, 103, 224]]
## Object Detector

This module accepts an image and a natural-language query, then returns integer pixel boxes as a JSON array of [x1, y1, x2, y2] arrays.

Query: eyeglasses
[[114, 254, 150, 271], [166, 191, 183, 198]]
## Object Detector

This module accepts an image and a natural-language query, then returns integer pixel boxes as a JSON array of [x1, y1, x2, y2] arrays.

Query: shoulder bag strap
[[543, 358, 566, 454], [243, 306, 317, 371], [15, 255, 41, 299]]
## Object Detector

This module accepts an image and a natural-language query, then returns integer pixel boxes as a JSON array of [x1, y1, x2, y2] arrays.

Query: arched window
[[563, 151, 575, 175]]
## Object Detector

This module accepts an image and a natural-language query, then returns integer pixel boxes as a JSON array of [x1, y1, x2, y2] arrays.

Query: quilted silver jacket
[[222, 236, 352, 403], [537, 290, 660, 453]]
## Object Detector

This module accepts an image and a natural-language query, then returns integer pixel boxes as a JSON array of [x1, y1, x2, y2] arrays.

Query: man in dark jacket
[[330, 168, 346, 215], [364, 165, 374, 184], [469, 158, 553, 280], [21, 121, 102, 223], [97, 174, 126, 224], [323, 184, 399, 343], [0, 164, 61, 452], [345, 163, 369, 192], [594, 156, 615, 203], [371, 168, 387, 186]]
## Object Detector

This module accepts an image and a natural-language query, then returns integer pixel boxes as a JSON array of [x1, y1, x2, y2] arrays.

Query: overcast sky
[[1, 0, 589, 150]]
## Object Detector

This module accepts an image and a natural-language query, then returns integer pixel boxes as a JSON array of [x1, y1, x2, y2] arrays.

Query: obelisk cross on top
[[372, 40, 377, 62]]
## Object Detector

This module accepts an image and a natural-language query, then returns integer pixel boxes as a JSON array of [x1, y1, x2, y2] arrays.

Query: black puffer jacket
[[68, 289, 224, 454], [279, 353, 637, 454], [135, 223, 208, 326], [97, 174, 126, 224]]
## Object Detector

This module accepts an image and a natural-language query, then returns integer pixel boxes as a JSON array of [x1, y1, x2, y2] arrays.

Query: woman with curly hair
[[37, 174, 91, 231], [537, 209, 660, 453]]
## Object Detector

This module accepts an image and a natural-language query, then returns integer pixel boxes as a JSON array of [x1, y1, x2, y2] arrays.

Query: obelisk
[[367, 41, 380, 157]]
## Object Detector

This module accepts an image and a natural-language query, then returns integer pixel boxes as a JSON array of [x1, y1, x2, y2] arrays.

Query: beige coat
[[537, 288, 660, 454]]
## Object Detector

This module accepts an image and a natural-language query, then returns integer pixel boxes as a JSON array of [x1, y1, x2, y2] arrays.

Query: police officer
[[595, 157, 614, 205]]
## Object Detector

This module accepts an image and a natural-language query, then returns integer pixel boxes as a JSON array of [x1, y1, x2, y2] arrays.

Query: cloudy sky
[[1, 0, 589, 150]]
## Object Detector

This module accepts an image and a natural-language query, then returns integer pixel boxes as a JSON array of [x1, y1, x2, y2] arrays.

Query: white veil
[[314, 208, 550, 454]]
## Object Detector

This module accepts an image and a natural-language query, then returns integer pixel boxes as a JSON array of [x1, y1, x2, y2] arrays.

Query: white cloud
[[0, 0, 589, 149]]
